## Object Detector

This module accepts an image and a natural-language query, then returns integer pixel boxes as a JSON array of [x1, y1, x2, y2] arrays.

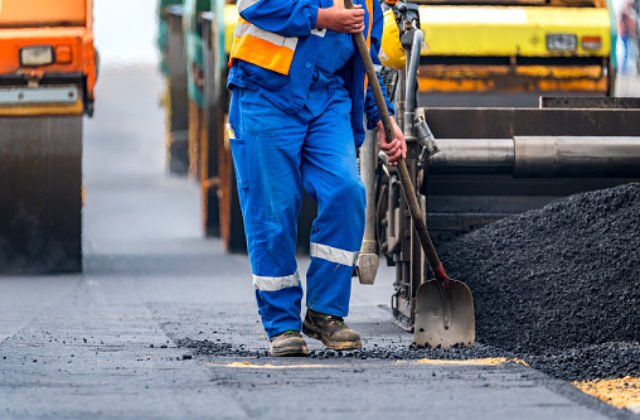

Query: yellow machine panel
[[420, 6, 611, 57]]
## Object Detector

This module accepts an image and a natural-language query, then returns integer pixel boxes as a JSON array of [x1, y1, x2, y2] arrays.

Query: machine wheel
[[0, 116, 83, 274]]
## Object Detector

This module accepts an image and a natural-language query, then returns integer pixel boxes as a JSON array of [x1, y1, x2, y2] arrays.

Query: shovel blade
[[413, 278, 475, 349]]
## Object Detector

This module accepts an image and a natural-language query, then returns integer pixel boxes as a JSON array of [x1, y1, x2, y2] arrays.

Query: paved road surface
[[0, 65, 637, 419]]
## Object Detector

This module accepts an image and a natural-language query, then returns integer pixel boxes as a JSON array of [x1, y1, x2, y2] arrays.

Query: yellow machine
[[381, 0, 616, 105]]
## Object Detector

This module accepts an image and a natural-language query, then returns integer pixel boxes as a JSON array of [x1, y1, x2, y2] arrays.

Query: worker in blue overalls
[[227, 0, 406, 356]]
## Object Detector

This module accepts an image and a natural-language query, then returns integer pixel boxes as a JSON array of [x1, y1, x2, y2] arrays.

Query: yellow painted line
[[207, 361, 342, 369], [573, 377, 640, 411], [209, 358, 530, 369], [399, 357, 528, 367]]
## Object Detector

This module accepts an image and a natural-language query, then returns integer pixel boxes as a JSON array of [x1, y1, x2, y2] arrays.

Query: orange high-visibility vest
[[229, 16, 298, 75], [230, 0, 375, 77]]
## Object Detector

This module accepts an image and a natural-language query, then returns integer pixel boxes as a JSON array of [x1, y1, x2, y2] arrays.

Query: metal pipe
[[427, 137, 640, 177], [429, 139, 514, 174], [403, 29, 423, 138], [405, 29, 423, 115], [514, 136, 640, 178]]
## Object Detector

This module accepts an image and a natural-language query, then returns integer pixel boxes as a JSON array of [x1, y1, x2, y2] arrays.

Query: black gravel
[[527, 342, 640, 381], [438, 183, 640, 380], [176, 337, 511, 361]]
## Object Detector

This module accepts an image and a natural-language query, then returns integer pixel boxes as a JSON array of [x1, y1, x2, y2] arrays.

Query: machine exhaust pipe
[[356, 129, 379, 285]]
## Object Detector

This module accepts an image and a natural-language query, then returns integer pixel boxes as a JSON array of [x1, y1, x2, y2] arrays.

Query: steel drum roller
[[0, 116, 83, 274]]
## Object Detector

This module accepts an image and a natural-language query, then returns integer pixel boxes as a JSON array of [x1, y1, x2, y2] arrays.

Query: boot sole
[[302, 324, 362, 351], [269, 344, 309, 357]]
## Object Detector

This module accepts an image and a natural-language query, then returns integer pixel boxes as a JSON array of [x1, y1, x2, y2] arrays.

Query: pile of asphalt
[[439, 183, 640, 380]]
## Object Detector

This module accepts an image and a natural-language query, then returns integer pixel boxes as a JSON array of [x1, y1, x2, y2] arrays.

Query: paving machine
[[0, 0, 98, 274], [356, 1, 640, 343]]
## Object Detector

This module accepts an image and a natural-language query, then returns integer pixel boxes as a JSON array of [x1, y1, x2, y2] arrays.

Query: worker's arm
[[238, 0, 319, 37], [239, 0, 365, 37], [364, 2, 406, 164]]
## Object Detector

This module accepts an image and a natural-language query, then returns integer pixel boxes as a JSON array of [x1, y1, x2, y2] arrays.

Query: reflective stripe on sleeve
[[310, 243, 358, 266], [234, 22, 298, 52], [253, 272, 301, 292], [229, 19, 298, 74]]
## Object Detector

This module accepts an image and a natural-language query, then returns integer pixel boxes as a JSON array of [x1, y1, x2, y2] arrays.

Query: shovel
[[344, 0, 475, 348]]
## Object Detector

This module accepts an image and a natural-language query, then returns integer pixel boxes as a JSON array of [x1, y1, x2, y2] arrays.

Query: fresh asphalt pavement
[[0, 65, 637, 419]]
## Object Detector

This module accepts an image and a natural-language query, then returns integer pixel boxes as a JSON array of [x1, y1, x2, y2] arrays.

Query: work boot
[[302, 309, 362, 350], [269, 331, 309, 357]]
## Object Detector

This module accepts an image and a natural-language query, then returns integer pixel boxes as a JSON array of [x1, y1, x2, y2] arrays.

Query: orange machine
[[0, 0, 98, 274], [0, 0, 97, 115]]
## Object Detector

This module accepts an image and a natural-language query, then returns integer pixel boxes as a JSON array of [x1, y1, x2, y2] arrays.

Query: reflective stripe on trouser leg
[[310, 243, 358, 266], [302, 89, 366, 317], [228, 88, 306, 338]]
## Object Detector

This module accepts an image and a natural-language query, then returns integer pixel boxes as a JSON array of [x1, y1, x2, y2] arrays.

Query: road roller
[[0, 0, 98, 274]]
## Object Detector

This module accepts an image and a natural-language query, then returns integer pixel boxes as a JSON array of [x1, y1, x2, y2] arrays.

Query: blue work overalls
[[228, 0, 394, 338]]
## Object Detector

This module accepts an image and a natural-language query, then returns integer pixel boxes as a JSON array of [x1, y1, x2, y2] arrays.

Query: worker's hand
[[316, 5, 365, 34], [377, 118, 406, 165]]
